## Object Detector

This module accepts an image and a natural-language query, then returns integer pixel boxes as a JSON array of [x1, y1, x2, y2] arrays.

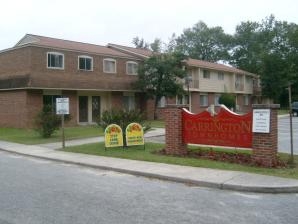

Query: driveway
[[278, 116, 298, 155]]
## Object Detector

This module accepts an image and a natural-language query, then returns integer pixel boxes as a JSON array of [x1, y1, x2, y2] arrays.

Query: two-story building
[[0, 34, 261, 128]]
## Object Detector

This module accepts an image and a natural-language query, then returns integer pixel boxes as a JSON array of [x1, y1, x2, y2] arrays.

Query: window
[[244, 95, 249, 106], [158, 96, 166, 108], [123, 93, 135, 111], [214, 94, 221, 106], [176, 95, 189, 105], [218, 72, 224, 80], [103, 58, 116, 73], [43, 95, 61, 112], [78, 56, 93, 71], [126, 61, 138, 75], [203, 70, 210, 79], [47, 52, 64, 69], [235, 74, 244, 91], [200, 94, 208, 106]]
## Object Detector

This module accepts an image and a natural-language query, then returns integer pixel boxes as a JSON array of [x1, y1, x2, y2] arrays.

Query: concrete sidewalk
[[1, 137, 298, 193]]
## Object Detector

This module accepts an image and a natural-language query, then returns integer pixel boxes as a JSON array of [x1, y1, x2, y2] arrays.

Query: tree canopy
[[174, 21, 232, 62], [134, 52, 186, 119], [132, 15, 298, 105], [230, 15, 298, 104]]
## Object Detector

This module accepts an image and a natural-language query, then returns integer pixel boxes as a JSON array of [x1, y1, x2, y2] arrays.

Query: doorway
[[78, 95, 101, 124]]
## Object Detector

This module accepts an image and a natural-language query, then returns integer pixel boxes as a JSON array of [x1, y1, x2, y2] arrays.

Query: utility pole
[[288, 84, 294, 164]]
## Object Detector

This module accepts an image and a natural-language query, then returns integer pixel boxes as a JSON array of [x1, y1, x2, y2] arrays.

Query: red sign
[[182, 106, 252, 148]]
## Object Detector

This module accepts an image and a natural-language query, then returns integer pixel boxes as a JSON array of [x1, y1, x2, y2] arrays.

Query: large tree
[[134, 52, 186, 119], [230, 15, 298, 105], [174, 21, 232, 62], [132, 36, 149, 49]]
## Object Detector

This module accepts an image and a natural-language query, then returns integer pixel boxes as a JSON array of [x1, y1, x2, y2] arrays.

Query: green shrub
[[35, 105, 61, 138], [97, 109, 150, 146], [219, 93, 236, 109]]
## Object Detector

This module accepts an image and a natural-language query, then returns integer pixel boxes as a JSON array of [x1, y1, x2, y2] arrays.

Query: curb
[[1, 147, 298, 194]]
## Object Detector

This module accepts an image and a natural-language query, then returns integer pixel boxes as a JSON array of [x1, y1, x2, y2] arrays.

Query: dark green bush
[[219, 93, 236, 109], [35, 105, 61, 138]]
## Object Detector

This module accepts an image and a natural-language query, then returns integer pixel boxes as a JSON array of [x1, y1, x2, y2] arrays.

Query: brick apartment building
[[0, 34, 262, 128]]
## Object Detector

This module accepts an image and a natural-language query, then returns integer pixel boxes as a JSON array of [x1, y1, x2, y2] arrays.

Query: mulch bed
[[156, 148, 287, 168]]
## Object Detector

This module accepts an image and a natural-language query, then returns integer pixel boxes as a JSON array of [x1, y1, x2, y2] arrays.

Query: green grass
[[0, 126, 103, 145], [62, 143, 298, 180], [0, 120, 162, 145], [146, 120, 165, 128], [278, 109, 289, 115]]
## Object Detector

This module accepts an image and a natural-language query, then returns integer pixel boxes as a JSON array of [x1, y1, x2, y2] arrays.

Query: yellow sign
[[126, 123, 144, 146], [104, 124, 123, 148]]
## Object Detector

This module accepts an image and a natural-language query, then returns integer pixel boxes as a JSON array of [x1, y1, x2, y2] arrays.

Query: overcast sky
[[1, 0, 298, 50]]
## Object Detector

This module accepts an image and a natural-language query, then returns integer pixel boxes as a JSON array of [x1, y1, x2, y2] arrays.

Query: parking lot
[[278, 116, 298, 155]]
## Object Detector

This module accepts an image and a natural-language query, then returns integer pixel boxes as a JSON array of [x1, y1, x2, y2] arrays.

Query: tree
[[174, 21, 232, 62], [218, 93, 236, 109], [150, 38, 162, 53], [132, 36, 149, 49], [230, 15, 298, 104], [35, 105, 61, 138], [134, 52, 186, 119], [230, 21, 262, 74]]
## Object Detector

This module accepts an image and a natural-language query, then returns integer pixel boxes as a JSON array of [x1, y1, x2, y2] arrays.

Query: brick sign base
[[164, 104, 280, 168]]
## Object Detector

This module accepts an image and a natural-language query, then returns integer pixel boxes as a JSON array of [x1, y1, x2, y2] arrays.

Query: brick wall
[[0, 90, 29, 128], [29, 47, 140, 90], [26, 90, 43, 128], [164, 105, 187, 155], [252, 104, 279, 167], [0, 48, 31, 77]]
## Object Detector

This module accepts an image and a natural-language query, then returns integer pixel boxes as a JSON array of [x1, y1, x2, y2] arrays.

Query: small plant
[[35, 105, 61, 138], [97, 109, 150, 146], [218, 93, 236, 109]]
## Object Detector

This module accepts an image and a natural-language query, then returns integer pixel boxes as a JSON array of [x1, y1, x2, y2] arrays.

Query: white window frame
[[126, 61, 138, 75], [47, 52, 64, 69], [103, 58, 116, 73], [78, 55, 93, 71], [200, 94, 208, 106]]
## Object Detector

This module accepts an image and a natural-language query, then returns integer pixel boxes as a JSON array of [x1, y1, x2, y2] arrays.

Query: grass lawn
[[278, 109, 290, 115], [0, 120, 163, 145], [0, 126, 103, 145], [146, 120, 165, 128], [62, 142, 298, 180]]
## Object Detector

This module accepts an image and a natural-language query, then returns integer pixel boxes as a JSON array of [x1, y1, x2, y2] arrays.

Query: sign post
[[56, 98, 69, 148]]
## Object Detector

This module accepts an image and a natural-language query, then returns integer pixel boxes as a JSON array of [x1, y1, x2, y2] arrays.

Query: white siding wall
[[187, 68, 254, 94]]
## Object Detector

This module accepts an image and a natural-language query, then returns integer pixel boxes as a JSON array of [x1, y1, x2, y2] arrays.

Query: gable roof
[[184, 58, 256, 76], [14, 34, 137, 58], [107, 43, 153, 58]]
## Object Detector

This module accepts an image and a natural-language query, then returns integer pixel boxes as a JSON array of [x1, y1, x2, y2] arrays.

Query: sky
[[1, 0, 298, 50]]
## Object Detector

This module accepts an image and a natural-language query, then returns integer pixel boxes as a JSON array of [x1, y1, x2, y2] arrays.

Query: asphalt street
[[0, 151, 298, 224], [278, 116, 298, 155]]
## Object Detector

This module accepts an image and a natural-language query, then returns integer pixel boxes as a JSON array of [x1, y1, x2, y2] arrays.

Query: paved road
[[278, 116, 298, 155], [0, 151, 297, 224]]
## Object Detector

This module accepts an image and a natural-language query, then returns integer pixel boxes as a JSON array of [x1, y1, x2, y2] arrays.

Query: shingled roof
[[107, 43, 153, 58], [184, 58, 256, 76], [14, 34, 136, 58]]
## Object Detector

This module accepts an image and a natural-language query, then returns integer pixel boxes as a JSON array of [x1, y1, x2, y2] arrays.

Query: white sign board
[[56, 98, 69, 115], [252, 109, 270, 133]]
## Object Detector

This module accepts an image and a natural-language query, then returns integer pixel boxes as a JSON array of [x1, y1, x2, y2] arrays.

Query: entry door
[[79, 96, 88, 122], [92, 96, 101, 122]]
